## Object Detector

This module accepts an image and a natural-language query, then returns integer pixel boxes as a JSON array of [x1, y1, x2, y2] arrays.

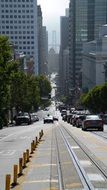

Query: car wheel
[[82, 128, 86, 131], [99, 128, 103, 131]]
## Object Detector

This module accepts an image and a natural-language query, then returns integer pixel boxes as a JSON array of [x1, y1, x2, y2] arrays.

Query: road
[[1, 105, 107, 189]]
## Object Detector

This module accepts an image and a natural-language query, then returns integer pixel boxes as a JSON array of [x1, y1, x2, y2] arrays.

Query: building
[[59, 9, 69, 96], [41, 26, 48, 75], [0, 0, 38, 74], [37, 5, 44, 75], [82, 24, 107, 90], [69, 0, 107, 90], [48, 48, 59, 74]]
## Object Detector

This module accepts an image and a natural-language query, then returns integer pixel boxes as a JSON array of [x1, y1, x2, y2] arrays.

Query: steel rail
[[55, 128, 65, 190], [62, 124, 107, 179], [59, 127, 95, 190]]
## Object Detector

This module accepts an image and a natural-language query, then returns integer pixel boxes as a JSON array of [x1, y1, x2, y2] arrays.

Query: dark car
[[76, 115, 86, 127], [61, 109, 67, 117], [102, 114, 107, 124], [82, 115, 104, 131], [53, 116, 59, 121], [14, 112, 32, 125], [67, 114, 73, 123]]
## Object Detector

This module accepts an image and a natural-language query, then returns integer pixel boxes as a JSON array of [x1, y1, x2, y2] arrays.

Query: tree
[[0, 36, 17, 127]]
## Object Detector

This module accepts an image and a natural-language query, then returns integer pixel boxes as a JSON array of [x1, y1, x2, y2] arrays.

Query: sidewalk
[[14, 127, 58, 190]]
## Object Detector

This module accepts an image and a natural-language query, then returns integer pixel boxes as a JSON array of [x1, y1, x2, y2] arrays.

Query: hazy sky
[[38, 0, 69, 45]]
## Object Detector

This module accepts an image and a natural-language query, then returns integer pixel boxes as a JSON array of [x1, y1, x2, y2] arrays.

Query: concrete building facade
[[82, 25, 107, 90], [69, 0, 107, 90], [59, 10, 69, 96], [0, 0, 38, 74]]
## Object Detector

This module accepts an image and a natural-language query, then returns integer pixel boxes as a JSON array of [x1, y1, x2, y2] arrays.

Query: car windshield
[[86, 115, 100, 120], [79, 115, 86, 120]]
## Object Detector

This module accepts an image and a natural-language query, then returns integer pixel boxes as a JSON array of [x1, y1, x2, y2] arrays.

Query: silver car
[[82, 115, 104, 131]]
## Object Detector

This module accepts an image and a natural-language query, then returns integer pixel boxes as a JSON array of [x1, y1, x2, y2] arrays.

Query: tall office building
[[37, 5, 43, 75], [59, 9, 69, 96], [0, 0, 38, 74], [41, 26, 48, 75], [69, 0, 107, 90]]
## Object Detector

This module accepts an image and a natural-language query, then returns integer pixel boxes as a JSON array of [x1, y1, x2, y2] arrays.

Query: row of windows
[[10, 39, 34, 44], [1, 9, 34, 13], [1, 4, 33, 7], [0, 31, 34, 34], [11, 36, 34, 39], [1, 20, 34, 24], [1, 15, 34, 18], [1, 25, 34, 29], [23, 52, 34, 55], [17, 46, 35, 49], [1, 0, 33, 2]]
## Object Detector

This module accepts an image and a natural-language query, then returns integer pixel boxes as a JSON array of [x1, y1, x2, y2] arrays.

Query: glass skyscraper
[[69, 0, 107, 89]]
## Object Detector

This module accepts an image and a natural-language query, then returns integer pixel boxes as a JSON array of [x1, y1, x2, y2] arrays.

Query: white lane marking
[[0, 151, 4, 154], [80, 160, 92, 167], [0, 150, 16, 155], [71, 146, 79, 149], [87, 174, 105, 181], [20, 136, 31, 139], [0, 134, 15, 141], [24, 179, 58, 184]]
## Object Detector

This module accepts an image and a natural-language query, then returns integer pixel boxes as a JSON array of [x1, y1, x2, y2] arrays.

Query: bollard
[[23, 152, 26, 168], [12, 165, 18, 186], [18, 158, 23, 176], [41, 129, 44, 136], [39, 131, 41, 140], [5, 174, 11, 190], [26, 149, 30, 162], [31, 142, 33, 154], [35, 136, 38, 145], [32, 140, 35, 151]]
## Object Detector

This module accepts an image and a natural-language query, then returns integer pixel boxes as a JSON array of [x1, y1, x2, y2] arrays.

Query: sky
[[38, 0, 69, 45]]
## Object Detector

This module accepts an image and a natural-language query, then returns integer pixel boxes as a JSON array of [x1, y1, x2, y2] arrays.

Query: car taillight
[[85, 121, 90, 125], [99, 121, 103, 125]]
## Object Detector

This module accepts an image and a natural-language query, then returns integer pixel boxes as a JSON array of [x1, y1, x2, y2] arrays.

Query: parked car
[[31, 113, 39, 122], [61, 109, 67, 117], [53, 116, 59, 121], [43, 115, 54, 124], [82, 115, 104, 131], [102, 114, 107, 124], [76, 115, 86, 128], [14, 112, 32, 125], [72, 114, 79, 126]]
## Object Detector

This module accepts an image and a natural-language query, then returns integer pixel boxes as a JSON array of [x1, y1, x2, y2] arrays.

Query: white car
[[43, 115, 54, 124]]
